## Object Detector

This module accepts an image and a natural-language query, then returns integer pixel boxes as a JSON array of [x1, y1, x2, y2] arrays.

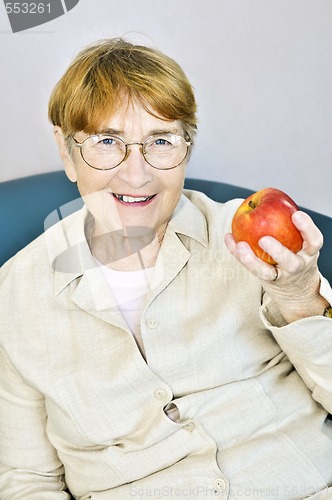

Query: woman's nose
[[118, 144, 153, 187]]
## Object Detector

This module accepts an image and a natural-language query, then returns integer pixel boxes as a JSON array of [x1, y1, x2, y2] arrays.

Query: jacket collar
[[167, 191, 208, 247]]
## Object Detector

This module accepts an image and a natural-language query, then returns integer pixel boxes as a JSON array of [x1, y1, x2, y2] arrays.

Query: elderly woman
[[0, 38, 331, 499]]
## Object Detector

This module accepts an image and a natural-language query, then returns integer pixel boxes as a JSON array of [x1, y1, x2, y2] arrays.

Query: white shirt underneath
[[96, 261, 154, 357]]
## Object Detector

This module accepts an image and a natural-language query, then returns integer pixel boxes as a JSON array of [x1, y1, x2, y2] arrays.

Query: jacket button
[[184, 422, 195, 432], [214, 478, 227, 491], [154, 389, 167, 400], [146, 318, 159, 329]]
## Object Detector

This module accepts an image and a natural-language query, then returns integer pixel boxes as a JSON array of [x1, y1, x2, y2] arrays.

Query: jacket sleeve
[[260, 275, 332, 415], [0, 347, 72, 499]]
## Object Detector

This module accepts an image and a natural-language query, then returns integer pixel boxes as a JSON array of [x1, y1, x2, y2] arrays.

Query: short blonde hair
[[48, 38, 197, 142]]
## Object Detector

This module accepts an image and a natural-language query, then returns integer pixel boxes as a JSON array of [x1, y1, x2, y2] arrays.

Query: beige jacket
[[1, 190, 332, 499]]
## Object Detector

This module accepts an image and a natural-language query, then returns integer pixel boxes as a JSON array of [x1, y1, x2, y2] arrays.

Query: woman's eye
[[99, 137, 115, 146], [153, 137, 172, 147]]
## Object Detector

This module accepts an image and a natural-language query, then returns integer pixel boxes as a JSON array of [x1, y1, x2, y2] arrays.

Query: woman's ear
[[53, 126, 77, 183]]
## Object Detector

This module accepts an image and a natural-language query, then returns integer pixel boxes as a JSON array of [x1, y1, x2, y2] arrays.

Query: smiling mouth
[[113, 193, 156, 204]]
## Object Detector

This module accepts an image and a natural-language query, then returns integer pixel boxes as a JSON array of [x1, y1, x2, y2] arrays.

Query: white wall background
[[0, 0, 331, 216]]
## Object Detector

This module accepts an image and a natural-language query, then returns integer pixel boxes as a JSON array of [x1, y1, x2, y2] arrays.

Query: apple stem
[[248, 200, 256, 209]]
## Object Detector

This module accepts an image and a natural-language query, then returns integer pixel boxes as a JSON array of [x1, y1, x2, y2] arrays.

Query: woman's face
[[54, 100, 189, 243]]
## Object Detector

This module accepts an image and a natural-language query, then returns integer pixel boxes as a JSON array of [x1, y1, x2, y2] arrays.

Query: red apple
[[231, 188, 303, 265]]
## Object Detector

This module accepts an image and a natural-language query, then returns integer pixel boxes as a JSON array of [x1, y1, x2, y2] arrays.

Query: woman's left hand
[[225, 210, 329, 322]]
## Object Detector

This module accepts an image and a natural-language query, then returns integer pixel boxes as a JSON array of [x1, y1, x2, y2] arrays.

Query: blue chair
[[0, 171, 330, 285]]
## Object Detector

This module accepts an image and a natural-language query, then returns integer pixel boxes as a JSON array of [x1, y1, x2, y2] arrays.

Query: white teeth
[[115, 194, 152, 203], [123, 195, 147, 203]]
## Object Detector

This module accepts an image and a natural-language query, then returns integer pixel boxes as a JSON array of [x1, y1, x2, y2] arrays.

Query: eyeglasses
[[72, 133, 192, 171]]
